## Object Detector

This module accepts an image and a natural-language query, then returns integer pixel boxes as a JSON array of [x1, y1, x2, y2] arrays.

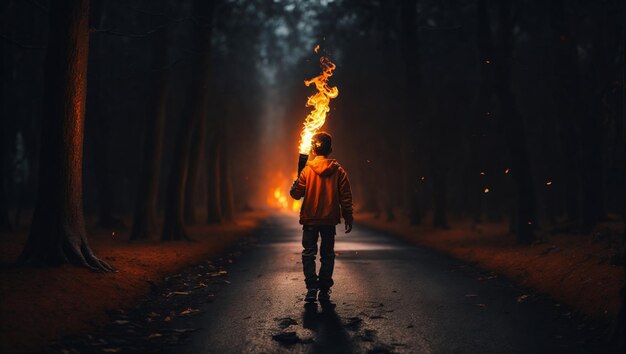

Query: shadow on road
[[303, 302, 354, 354]]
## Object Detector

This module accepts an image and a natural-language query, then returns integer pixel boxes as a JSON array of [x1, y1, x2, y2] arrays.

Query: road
[[167, 214, 608, 354]]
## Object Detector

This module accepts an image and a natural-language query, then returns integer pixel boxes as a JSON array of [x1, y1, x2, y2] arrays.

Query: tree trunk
[[470, 0, 495, 225], [0, 123, 11, 232], [581, 1, 621, 232], [219, 141, 235, 223], [0, 10, 11, 231], [614, 10, 626, 343], [18, 0, 113, 271], [432, 163, 448, 228], [89, 0, 123, 230], [494, 0, 536, 244], [549, 0, 583, 226], [206, 133, 222, 224], [129, 20, 170, 241], [161, 0, 214, 240], [183, 90, 209, 225], [400, 0, 423, 225]]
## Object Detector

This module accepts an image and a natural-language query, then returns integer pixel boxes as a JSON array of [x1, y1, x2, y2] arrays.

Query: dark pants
[[302, 225, 336, 290]]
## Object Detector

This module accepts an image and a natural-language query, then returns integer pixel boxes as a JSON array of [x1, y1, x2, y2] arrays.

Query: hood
[[307, 157, 340, 176]]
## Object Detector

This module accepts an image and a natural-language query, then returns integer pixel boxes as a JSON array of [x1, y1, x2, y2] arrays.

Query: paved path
[[170, 214, 608, 354]]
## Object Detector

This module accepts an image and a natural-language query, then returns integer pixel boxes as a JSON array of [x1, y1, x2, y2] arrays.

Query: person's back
[[290, 132, 353, 303]]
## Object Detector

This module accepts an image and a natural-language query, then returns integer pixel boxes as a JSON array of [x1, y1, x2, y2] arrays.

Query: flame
[[298, 56, 339, 154]]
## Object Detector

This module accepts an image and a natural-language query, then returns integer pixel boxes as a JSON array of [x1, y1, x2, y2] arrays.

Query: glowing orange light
[[546, 181, 552, 186], [504, 168, 510, 174], [484, 188, 490, 193], [292, 200, 301, 212], [314, 44, 320, 53], [298, 56, 339, 154]]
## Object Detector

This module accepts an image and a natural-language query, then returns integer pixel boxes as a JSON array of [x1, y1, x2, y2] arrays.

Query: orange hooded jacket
[[290, 156, 353, 225]]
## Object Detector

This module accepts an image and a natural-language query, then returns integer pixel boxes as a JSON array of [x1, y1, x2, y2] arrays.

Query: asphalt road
[[166, 214, 610, 354]]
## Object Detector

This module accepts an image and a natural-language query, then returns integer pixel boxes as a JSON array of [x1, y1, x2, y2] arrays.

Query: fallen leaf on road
[[172, 291, 191, 296], [174, 328, 198, 334], [516, 294, 530, 303], [101, 348, 121, 353], [164, 316, 172, 322], [148, 333, 162, 339], [180, 308, 200, 315]]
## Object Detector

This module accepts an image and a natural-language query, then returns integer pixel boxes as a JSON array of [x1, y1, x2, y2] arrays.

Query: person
[[290, 132, 353, 303]]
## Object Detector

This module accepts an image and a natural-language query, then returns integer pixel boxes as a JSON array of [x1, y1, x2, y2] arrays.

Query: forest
[[0, 0, 624, 353]]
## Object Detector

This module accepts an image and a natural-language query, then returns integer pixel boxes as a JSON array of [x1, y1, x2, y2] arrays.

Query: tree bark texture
[[18, 0, 113, 271]]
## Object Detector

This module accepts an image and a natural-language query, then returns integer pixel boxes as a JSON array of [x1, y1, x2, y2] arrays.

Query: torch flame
[[298, 56, 339, 154]]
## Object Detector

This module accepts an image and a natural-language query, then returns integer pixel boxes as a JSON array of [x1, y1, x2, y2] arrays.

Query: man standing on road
[[290, 132, 353, 303]]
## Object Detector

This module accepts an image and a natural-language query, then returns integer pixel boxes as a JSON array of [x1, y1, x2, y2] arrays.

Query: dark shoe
[[305, 289, 318, 302], [318, 288, 332, 302]]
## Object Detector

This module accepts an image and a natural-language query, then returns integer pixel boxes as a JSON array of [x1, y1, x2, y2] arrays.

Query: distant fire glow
[[269, 186, 300, 212], [267, 173, 301, 212], [298, 55, 339, 155]]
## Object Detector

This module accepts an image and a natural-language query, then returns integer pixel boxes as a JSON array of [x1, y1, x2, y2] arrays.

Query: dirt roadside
[[357, 212, 624, 320], [0, 211, 268, 354]]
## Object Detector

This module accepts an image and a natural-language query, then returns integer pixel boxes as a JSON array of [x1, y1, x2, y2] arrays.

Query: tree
[[219, 142, 235, 223], [161, 0, 215, 240], [400, 0, 423, 226], [0, 1, 12, 231], [183, 83, 210, 225], [473, 0, 535, 243], [491, 0, 536, 244], [549, 0, 582, 227], [129, 7, 171, 241], [88, 0, 124, 229], [205, 132, 222, 224], [18, 0, 113, 271], [468, 0, 496, 225]]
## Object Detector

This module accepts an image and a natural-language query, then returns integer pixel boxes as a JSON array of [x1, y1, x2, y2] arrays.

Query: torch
[[297, 54, 339, 177], [298, 153, 309, 176]]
